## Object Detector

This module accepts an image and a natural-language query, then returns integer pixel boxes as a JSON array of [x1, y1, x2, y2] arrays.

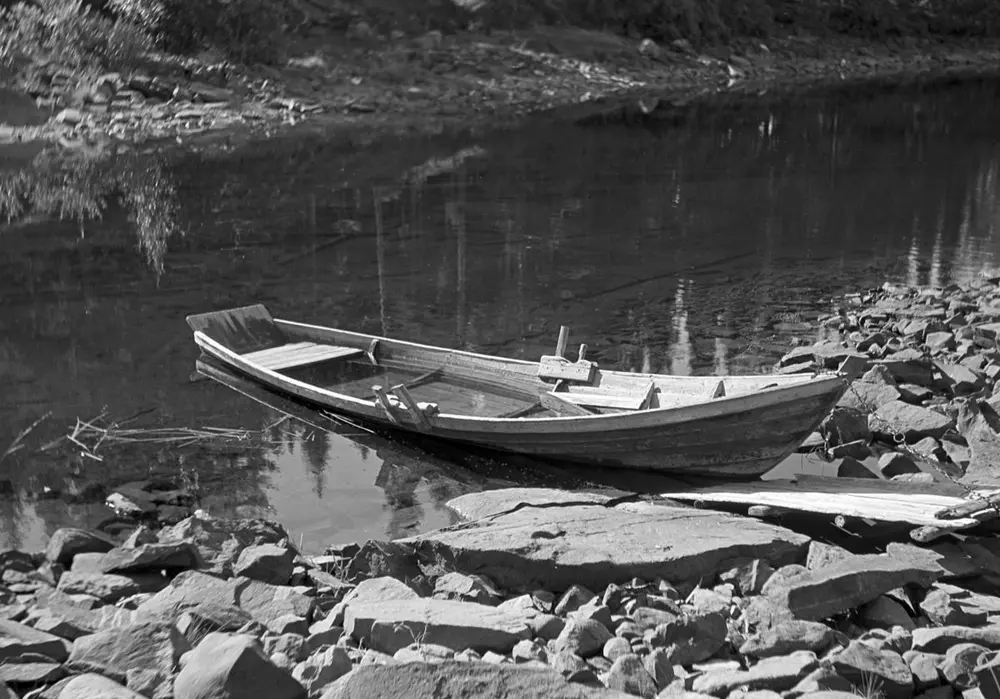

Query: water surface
[[3, 76, 1000, 552]]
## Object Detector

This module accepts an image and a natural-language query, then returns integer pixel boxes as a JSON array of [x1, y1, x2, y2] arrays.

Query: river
[[2, 75, 1000, 552]]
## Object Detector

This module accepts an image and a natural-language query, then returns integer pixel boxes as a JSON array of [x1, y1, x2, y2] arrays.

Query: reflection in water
[[3, 77, 1000, 550]]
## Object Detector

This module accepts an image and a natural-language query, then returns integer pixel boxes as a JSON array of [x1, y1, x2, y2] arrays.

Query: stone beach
[[6, 272, 1000, 698]]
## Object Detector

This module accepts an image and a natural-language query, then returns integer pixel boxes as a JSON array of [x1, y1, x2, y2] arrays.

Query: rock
[[55, 108, 83, 125], [292, 645, 352, 695], [45, 528, 115, 565], [785, 666, 855, 697], [445, 489, 612, 521], [159, 516, 288, 576], [631, 607, 679, 631], [29, 608, 92, 640], [903, 650, 944, 690], [912, 626, 1000, 654], [643, 647, 674, 689], [555, 585, 598, 616], [67, 621, 189, 682], [59, 673, 147, 698], [820, 408, 871, 446], [936, 361, 985, 394], [100, 542, 201, 574], [406, 494, 809, 591], [857, 626, 912, 655], [267, 614, 308, 636], [739, 620, 834, 659], [603, 637, 632, 662], [955, 400, 1000, 485], [606, 653, 657, 698], [57, 571, 165, 603], [926, 332, 956, 352], [860, 596, 916, 630], [174, 632, 306, 699], [344, 598, 529, 654], [317, 661, 629, 698], [233, 543, 295, 585], [127, 668, 171, 698], [0, 620, 70, 662], [830, 641, 915, 699], [920, 587, 991, 627], [691, 650, 818, 695], [806, 542, 853, 570], [939, 643, 987, 690], [879, 452, 922, 477], [838, 382, 901, 413], [554, 618, 614, 658], [344, 540, 420, 583], [433, 572, 501, 605], [647, 612, 727, 665], [512, 638, 547, 663], [835, 456, 878, 478], [872, 401, 955, 442], [760, 549, 942, 621], [0, 658, 64, 684], [687, 588, 730, 615], [393, 643, 455, 663], [137, 571, 239, 620], [719, 559, 774, 596], [571, 603, 612, 630], [236, 578, 314, 629]]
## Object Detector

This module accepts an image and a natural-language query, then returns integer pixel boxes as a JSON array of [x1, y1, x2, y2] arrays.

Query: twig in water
[[1, 411, 52, 463]]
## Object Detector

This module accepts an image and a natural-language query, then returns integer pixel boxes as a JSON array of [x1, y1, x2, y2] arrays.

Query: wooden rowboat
[[187, 304, 849, 479]]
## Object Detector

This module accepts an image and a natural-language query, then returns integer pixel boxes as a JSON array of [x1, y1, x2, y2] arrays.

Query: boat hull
[[187, 306, 847, 479]]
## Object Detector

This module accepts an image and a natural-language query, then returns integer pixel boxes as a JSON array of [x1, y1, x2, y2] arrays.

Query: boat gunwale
[[192, 321, 848, 432]]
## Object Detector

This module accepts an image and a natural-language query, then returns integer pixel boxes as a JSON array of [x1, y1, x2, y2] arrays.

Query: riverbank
[[3, 482, 1000, 698], [3, 23, 1000, 157]]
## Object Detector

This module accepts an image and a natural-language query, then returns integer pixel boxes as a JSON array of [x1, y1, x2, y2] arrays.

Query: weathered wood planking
[[241, 343, 363, 371], [186, 304, 286, 354], [188, 305, 849, 479], [538, 355, 597, 383], [664, 476, 1000, 529]]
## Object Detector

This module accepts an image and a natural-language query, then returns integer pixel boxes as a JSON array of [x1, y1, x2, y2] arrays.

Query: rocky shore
[[4, 26, 1000, 156], [2, 479, 1000, 699], [779, 271, 1000, 488]]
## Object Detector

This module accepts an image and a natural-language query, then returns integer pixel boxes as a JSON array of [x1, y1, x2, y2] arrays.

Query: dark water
[[3, 76, 1000, 553]]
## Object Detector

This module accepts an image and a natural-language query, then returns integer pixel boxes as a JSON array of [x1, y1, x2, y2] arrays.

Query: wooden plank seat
[[241, 342, 363, 371]]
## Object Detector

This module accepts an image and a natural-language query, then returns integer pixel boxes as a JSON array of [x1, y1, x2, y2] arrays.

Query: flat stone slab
[[405, 490, 810, 591], [344, 599, 531, 654], [447, 489, 612, 521], [319, 660, 633, 698]]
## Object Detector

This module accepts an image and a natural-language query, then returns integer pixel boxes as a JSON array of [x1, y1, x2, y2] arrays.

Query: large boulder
[[174, 633, 306, 699], [344, 598, 530, 654], [318, 661, 633, 698], [45, 528, 115, 566], [404, 492, 809, 591], [66, 621, 190, 683], [136, 571, 239, 621]]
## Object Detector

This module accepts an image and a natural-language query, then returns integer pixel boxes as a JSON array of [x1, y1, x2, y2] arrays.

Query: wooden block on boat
[[538, 355, 596, 383]]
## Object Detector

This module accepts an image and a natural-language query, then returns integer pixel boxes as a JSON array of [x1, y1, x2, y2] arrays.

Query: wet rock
[[159, 515, 288, 576], [67, 621, 189, 684], [939, 643, 988, 690], [903, 650, 944, 690], [433, 572, 501, 605], [293, 645, 352, 695], [912, 626, 1000, 654], [829, 641, 913, 699], [100, 542, 201, 574], [45, 528, 115, 565], [175, 632, 306, 699], [59, 673, 147, 698], [57, 570, 166, 603], [646, 612, 727, 665], [860, 596, 916, 630], [554, 617, 613, 658], [739, 620, 835, 658], [0, 620, 70, 662], [760, 549, 942, 621], [345, 598, 529, 654], [606, 653, 657, 698], [872, 401, 955, 442], [233, 543, 295, 585], [318, 660, 629, 697], [406, 493, 809, 591], [692, 650, 818, 695]]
